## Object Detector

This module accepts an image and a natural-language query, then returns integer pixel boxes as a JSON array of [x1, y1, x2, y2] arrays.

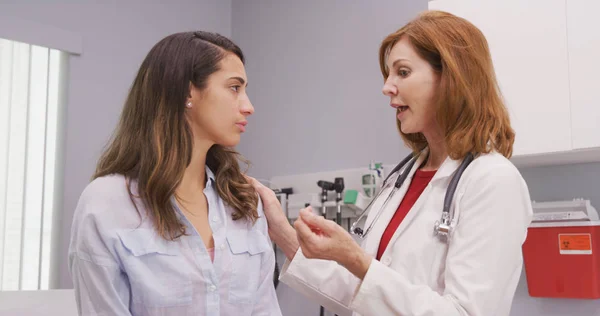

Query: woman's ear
[[186, 82, 195, 108]]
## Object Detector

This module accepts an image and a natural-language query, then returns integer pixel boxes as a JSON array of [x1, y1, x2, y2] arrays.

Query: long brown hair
[[94, 31, 258, 240], [379, 10, 515, 159]]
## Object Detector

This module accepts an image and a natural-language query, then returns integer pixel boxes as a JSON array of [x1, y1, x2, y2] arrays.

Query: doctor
[[250, 10, 533, 316]]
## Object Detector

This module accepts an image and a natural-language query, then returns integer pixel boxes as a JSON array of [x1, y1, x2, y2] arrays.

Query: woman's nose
[[240, 98, 254, 116]]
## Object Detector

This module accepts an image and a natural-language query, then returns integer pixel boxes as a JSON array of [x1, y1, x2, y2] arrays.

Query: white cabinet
[[428, 1, 572, 157], [567, 0, 600, 149]]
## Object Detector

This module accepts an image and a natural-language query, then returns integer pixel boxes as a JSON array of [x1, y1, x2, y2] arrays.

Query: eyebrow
[[391, 58, 410, 70], [229, 76, 248, 87]]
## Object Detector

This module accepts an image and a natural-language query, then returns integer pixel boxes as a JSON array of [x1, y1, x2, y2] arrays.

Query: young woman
[[69, 31, 281, 316]]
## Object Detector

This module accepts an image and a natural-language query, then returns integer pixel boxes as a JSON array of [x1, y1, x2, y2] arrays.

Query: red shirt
[[376, 169, 437, 261]]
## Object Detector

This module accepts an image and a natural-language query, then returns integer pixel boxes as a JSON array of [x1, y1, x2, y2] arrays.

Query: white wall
[[231, 1, 600, 316], [232, 0, 412, 182], [0, 0, 232, 288]]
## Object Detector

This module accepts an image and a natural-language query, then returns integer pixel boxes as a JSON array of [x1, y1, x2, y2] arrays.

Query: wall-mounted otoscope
[[334, 177, 345, 225], [317, 180, 335, 218]]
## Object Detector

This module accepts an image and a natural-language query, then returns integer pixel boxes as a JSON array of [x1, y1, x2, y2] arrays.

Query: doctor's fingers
[[294, 217, 314, 240], [296, 218, 335, 260], [298, 238, 320, 259], [296, 232, 322, 259], [246, 176, 283, 213], [299, 209, 337, 235], [294, 221, 315, 257], [294, 218, 321, 248], [245, 175, 277, 201]]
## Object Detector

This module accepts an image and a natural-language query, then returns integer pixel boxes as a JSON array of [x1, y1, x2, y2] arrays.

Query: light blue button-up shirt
[[68, 167, 282, 316]]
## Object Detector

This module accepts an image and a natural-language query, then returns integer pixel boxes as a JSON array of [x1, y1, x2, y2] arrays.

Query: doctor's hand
[[246, 176, 300, 261], [245, 176, 289, 228], [295, 208, 373, 280]]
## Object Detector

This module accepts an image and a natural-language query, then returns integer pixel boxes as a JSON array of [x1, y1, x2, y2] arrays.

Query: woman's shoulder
[[74, 174, 143, 227], [70, 174, 150, 266], [78, 174, 131, 206]]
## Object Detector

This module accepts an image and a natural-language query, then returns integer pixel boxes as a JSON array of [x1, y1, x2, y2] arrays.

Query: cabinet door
[[567, 0, 600, 149], [428, 0, 572, 156]]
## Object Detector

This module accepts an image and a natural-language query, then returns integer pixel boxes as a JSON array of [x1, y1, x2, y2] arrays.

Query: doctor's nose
[[382, 81, 398, 97]]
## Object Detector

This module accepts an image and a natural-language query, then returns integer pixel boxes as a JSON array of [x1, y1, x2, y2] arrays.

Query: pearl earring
[[186, 101, 192, 108]]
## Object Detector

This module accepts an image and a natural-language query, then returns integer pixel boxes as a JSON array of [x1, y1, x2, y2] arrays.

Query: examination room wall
[[231, 0, 600, 315], [231, 1, 423, 314], [0, 0, 232, 289]]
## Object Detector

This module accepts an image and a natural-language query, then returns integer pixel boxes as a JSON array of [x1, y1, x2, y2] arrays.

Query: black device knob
[[334, 177, 344, 193], [317, 180, 335, 191]]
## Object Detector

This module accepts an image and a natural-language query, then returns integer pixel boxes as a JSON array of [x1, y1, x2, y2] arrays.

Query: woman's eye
[[398, 69, 410, 78], [230, 85, 240, 92]]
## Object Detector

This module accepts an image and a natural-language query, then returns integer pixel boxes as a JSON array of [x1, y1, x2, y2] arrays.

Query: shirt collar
[[172, 165, 216, 218], [205, 165, 216, 188]]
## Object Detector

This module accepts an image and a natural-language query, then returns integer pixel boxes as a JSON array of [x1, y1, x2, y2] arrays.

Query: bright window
[[0, 38, 66, 290]]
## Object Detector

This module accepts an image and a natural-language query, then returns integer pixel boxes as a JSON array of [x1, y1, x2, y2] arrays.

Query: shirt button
[[382, 256, 392, 266], [212, 216, 219, 222], [209, 284, 216, 292], [220, 244, 226, 250]]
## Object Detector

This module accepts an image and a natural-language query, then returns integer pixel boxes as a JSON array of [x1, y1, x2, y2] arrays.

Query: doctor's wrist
[[342, 247, 372, 280]]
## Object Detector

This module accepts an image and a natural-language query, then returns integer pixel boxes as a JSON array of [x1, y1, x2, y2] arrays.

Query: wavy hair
[[94, 31, 258, 240]]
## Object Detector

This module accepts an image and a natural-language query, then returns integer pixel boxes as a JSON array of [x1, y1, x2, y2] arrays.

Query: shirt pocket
[[117, 229, 193, 308], [226, 229, 271, 305]]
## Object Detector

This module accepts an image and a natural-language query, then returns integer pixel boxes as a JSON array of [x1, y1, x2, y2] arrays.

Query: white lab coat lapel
[[378, 154, 463, 259], [361, 152, 428, 257]]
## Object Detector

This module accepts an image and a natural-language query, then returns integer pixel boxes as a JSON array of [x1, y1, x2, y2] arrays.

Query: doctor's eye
[[398, 68, 411, 78], [230, 85, 241, 93]]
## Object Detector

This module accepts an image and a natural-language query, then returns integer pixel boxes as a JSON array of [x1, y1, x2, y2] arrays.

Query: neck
[[177, 137, 214, 200], [421, 130, 447, 171]]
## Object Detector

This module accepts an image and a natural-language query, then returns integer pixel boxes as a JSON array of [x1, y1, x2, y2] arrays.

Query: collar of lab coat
[[410, 148, 463, 183]]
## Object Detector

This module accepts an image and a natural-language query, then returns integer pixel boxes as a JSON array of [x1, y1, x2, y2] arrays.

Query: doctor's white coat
[[279, 151, 533, 316]]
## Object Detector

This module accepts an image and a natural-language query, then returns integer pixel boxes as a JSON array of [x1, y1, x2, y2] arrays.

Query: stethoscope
[[350, 151, 475, 242]]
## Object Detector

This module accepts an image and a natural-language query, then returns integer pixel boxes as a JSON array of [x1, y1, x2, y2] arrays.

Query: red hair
[[379, 10, 515, 159]]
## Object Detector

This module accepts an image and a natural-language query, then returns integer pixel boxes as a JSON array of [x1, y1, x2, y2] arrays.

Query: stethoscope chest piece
[[433, 212, 452, 241]]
